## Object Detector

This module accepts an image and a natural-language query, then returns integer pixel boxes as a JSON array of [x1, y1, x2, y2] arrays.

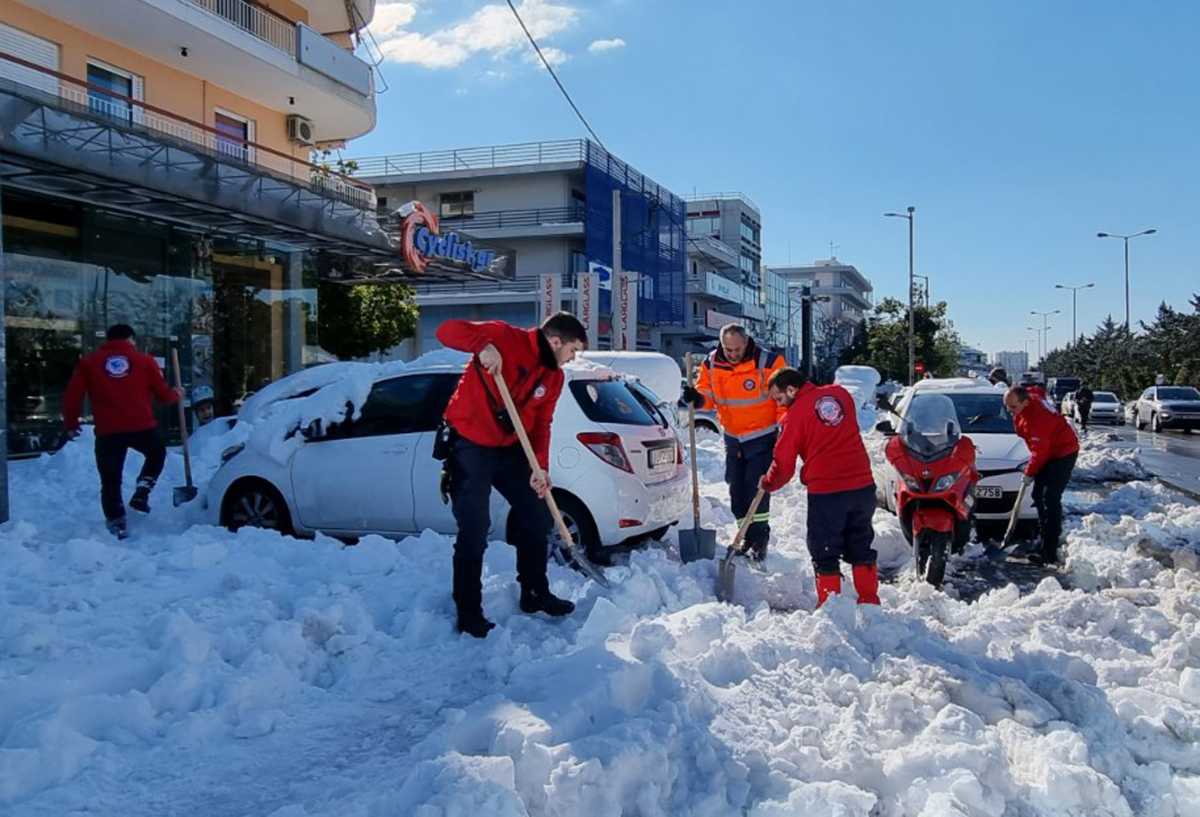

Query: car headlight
[[901, 474, 924, 492], [932, 473, 959, 492], [220, 443, 245, 464]]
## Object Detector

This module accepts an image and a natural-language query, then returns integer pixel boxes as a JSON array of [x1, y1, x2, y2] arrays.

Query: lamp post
[[1096, 228, 1155, 331], [884, 206, 916, 384], [1055, 282, 1095, 344], [1029, 308, 1060, 364], [914, 274, 930, 307]]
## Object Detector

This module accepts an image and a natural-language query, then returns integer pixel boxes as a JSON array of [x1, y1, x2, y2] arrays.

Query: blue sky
[[356, 0, 1200, 358]]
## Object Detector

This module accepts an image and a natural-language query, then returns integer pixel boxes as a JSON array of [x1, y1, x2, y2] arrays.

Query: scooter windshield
[[899, 394, 962, 458]]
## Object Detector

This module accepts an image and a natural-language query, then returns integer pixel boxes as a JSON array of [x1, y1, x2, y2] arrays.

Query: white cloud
[[524, 46, 570, 67], [588, 37, 626, 54], [369, 0, 579, 70]]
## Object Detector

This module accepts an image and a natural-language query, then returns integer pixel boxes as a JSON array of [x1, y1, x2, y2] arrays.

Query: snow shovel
[[170, 348, 198, 506], [678, 354, 716, 563], [984, 478, 1031, 561], [492, 371, 611, 589], [717, 487, 766, 602]]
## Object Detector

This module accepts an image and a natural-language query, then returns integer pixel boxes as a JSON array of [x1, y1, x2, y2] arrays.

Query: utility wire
[[506, 0, 605, 149]]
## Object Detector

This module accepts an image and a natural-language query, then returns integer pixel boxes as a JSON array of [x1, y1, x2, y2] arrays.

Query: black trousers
[[806, 484, 878, 575], [1077, 402, 1092, 430], [448, 437, 551, 614], [725, 432, 776, 548], [1033, 452, 1076, 560], [95, 429, 166, 521]]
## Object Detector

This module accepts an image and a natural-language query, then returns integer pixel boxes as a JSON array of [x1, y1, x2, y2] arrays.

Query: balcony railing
[[683, 191, 761, 215], [438, 205, 585, 231], [355, 140, 588, 177], [188, 0, 297, 56], [0, 51, 374, 211]]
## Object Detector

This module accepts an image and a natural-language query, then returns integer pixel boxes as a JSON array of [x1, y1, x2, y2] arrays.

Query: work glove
[[1021, 473, 1034, 488], [64, 427, 81, 441], [681, 386, 706, 409]]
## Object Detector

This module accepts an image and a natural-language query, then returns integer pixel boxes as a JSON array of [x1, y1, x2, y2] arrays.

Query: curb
[[1152, 476, 1200, 503]]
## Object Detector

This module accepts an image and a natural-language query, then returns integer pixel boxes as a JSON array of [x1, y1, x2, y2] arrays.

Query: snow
[[3, 418, 1200, 815], [834, 365, 881, 432]]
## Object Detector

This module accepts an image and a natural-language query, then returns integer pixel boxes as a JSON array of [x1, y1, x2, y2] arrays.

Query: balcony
[[686, 271, 742, 304], [686, 234, 740, 270], [355, 140, 589, 181], [683, 191, 761, 217], [0, 51, 390, 257], [811, 283, 874, 310], [435, 205, 585, 240], [21, 0, 376, 141]]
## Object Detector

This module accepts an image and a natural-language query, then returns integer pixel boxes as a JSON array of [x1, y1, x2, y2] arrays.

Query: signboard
[[705, 272, 741, 302], [706, 308, 739, 331], [915, 361, 926, 375], [613, 271, 639, 351], [577, 271, 599, 344], [538, 272, 561, 324], [398, 201, 498, 275], [588, 261, 612, 291]]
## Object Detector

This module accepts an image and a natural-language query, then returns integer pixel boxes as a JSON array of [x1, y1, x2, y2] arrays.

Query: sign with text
[[613, 271, 639, 351], [538, 272, 561, 324], [588, 261, 612, 291], [706, 272, 741, 302], [577, 272, 599, 345], [706, 308, 739, 331]]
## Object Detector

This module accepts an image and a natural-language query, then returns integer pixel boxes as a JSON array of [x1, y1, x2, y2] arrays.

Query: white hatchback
[[876, 378, 1037, 526], [204, 357, 690, 557]]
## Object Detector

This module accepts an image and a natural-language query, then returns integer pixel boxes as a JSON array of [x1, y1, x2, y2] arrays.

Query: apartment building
[[769, 257, 873, 369], [354, 139, 687, 358], [0, 0, 393, 517], [991, 350, 1029, 376]]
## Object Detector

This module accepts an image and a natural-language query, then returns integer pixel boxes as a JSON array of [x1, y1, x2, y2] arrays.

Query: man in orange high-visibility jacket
[[682, 323, 785, 560]]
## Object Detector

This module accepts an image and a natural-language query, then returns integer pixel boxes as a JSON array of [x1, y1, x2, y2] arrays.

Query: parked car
[[874, 378, 1037, 529], [204, 357, 690, 558], [1079, 391, 1123, 425], [1133, 385, 1200, 432], [1060, 391, 1076, 418]]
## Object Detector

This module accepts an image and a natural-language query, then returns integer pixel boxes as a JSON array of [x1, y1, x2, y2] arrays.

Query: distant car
[[1047, 377, 1081, 405], [1133, 385, 1200, 433], [1060, 391, 1076, 417], [1079, 391, 1123, 425], [874, 378, 1037, 527], [205, 358, 689, 558]]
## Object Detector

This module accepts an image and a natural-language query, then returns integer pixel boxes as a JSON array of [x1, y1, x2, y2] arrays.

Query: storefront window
[[2, 191, 316, 456]]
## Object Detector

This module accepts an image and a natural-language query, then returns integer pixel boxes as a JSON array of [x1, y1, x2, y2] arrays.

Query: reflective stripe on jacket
[[694, 342, 785, 441]]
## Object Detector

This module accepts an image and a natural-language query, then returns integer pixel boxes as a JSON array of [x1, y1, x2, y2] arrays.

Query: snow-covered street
[[2, 431, 1200, 816]]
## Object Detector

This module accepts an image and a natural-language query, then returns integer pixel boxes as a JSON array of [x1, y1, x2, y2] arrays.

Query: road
[[1106, 423, 1200, 498]]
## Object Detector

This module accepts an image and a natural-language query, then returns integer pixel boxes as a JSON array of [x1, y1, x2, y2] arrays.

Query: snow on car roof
[[909, 377, 1000, 395]]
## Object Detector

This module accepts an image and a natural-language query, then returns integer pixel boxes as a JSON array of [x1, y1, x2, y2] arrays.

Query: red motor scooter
[[885, 393, 979, 587]]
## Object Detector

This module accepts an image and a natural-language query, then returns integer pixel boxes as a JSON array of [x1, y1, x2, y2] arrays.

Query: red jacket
[[761, 383, 874, 495], [1014, 395, 1079, 476], [63, 340, 178, 435], [438, 320, 563, 470]]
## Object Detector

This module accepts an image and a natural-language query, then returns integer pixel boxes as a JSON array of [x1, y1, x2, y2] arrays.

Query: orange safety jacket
[[694, 341, 785, 442]]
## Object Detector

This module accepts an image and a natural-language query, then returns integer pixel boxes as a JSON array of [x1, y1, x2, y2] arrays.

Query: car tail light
[[619, 519, 641, 528], [576, 432, 633, 473]]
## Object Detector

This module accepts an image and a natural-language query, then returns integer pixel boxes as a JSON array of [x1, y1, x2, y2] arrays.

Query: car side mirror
[[301, 418, 323, 440], [875, 419, 895, 435]]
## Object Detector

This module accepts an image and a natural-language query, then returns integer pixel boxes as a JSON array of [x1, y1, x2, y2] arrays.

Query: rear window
[[570, 379, 659, 426], [1094, 392, 1119, 403]]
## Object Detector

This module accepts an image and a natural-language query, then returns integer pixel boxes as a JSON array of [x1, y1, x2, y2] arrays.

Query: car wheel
[[223, 479, 294, 536], [697, 420, 720, 434], [1152, 412, 1162, 433], [512, 492, 601, 566]]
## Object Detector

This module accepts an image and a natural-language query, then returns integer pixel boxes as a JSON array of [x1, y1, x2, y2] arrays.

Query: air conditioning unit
[[287, 115, 316, 146]]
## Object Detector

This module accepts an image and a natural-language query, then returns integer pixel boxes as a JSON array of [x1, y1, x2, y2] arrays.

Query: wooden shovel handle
[[492, 371, 578, 556], [729, 488, 766, 556], [686, 353, 702, 528]]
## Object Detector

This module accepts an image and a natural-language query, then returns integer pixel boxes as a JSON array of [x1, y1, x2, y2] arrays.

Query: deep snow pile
[[2, 434, 1199, 816]]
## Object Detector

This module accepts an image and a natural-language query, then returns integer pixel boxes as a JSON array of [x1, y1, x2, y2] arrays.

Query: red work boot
[[815, 573, 842, 608], [852, 563, 880, 605]]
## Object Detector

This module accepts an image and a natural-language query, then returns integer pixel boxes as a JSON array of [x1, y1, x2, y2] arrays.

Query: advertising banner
[[538, 272, 561, 323], [577, 272, 599, 344], [613, 271, 639, 350]]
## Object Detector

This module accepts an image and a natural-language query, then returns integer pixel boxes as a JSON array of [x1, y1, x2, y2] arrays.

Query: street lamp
[[1030, 309, 1060, 364], [884, 206, 916, 384], [1054, 282, 1095, 344], [1096, 228, 1155, 331], [914, 274, 930, 307], [787, 286, 830, 378]]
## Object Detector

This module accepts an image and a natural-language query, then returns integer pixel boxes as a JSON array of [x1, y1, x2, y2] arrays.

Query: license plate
[[648, 447, 674, 468], [977, 485, 1003, 499]]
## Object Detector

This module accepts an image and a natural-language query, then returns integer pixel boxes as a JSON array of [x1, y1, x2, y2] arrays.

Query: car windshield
[[570, 379, 659, 426], [1094, 392, 1119, 403], [934, 392, 1015, 434], [1158, 387, 1200, 401]]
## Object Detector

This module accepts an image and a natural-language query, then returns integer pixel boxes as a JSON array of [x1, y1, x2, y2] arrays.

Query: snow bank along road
[[2, 429, 1199, 816]]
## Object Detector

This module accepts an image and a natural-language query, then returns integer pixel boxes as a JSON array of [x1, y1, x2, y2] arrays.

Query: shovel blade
[[717, 554, 738, 602], [173, 486, 199, 507], [679, 527, 717, 563]]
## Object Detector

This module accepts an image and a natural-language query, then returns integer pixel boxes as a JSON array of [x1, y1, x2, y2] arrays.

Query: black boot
[[453, 557, 494, 638], [129, 478, 154, 513], [748, 541, 768, 562], [519, 585, 575, 617], [106, 516, 129, 540]]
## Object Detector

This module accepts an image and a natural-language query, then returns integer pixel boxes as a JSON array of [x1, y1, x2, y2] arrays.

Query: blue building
[[355, 139, 687, 356]]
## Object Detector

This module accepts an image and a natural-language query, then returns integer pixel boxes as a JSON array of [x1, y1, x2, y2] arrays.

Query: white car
[[1060, 391, 1076, 418], [204, 357, 690, 558], [1078, 391, 1123, 425], [875, 378, 1037, 527]]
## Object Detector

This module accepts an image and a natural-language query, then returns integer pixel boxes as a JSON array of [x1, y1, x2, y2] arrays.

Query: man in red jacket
[[437, 312, 588, 638], [758, 368, 880, 607], [1005, 385, 1080, 565], [63, 324, 181, 539]]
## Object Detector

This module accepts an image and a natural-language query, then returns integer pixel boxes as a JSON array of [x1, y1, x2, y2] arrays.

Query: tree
[[842, 298, 961, 382], [318, 280, 419, 360]]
